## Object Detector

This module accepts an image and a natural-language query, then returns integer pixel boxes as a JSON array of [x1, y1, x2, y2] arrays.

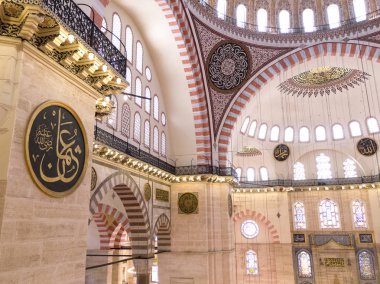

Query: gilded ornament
[[156, 188, 169, 202], [208, 42, 249, 91], [357, 138, 378, 156], [91, 167, 97, 191], [144, 183, 152, 201], [278, 67, 370, 97], [237, 146, 262, 156], [3, 1, 24, 18], [273, 144, 290, 161], [25, 101, 88, 197], [39, 16, 58, 29], [178, 192, 198, 214]]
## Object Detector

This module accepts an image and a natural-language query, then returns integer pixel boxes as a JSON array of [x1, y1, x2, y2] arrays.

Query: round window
[[241, 220, 259, 239]]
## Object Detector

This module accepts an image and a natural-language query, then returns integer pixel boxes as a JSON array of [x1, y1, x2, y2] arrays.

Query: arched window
[[332, 123, 344, 140], [327, 4, 340, 29], [246, 250, 258, 275], [260, 167, 269, 181], [319, 199, 340, 228], [134, 112, 141, 142], [316, 153, 332, 179], [270, 126, 280, 141], [125, 67, 132, 94], [145, 87, 151, 114], [136, 41, 143, 73], [121, 104, 131, 137], [315, 125, 326, 141], [236, 4, 247, 28], [145, 67, 152, 81], [299, 127, 310, 142], [358, 251, 376, 279], [241, 117, 250, 134], [107, 95, 117, 130], [161, 112, 166, 126], [294, 202, 307, 229], [284, 127, 294, 142], [135, 77, 142, 106], [349, 121, 362, 137], [294, 162, 306, 180], [352, 200, 367, 228], [153, 95, 159, 121], [161, 132, 167, 156], [258, 123, 267, 140], [101, 18, 107, 33], [279, 10, 290, 33], [302, 9, 315, 32], [257, 8, 268, 32], [217, 0, 227, 19], [367, 117, 380, 133], [112, 13, 121, 50], [126, 27, 133, 63], [144, 120, 150, 147], [248, 120, 257, 137], [247, 168, 255, 181], [236, 168, 242, 181], [343, 158, 357, 178], [353, 0, 367, 22], [153, 126, 159, 152], [297, 251, 312, 278]]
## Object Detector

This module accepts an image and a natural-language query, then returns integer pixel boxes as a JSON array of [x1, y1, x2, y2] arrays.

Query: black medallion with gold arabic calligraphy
[[357, 138, 378, 156], [25, 101, 88, 197], [273, 144, 290, 161], [178, 193, 198, 214]]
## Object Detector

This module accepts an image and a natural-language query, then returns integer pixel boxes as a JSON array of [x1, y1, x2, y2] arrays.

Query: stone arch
[[92, 203, 130, 250], [233, 209, 280, 243], [90, 170, 152, 255], [218, 41, 380, 165], [153, 214, 171, 252]]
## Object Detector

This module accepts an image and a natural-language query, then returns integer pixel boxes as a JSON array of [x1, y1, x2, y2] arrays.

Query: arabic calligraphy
[[324, 258, 345, 267], [357, 138, 378, 156], [273, 144, 290, 161], [26, 102, 87, 197]]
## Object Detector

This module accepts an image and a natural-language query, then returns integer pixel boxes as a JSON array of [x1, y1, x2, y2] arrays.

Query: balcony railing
[[94, 127, 238, 178], [196, 0, 380, 35], [42, 0, 126, 77], [236, 175, 380, 188]]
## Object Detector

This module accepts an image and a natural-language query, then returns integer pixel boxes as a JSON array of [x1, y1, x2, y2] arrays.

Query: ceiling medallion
[[237, 146, 262, 157], [357, 138, 377, 156], [208, 42, 249, 91], [273, 144, 290, 161], [278, 66, 370, 97]]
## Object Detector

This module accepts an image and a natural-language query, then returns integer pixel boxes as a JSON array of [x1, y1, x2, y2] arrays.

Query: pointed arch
[[153, 214, 171, 252]]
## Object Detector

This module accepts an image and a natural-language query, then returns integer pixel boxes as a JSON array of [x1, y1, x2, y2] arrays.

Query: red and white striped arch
[[218, 41, 380, 164], [234, 209, 280, 243], [155, 0, 212, 164]]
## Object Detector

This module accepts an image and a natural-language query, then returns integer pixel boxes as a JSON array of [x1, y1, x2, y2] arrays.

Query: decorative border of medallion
[[25, 101, 88, 197], [91, 167, 97, 191], [178, 192, 199, 214], [144, 183, 152, 201]]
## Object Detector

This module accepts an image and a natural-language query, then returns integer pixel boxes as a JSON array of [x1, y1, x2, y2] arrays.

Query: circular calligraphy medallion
[[241, 220, 259, 239], [228, 193, 233, 217], [208, 42, 249, 91], [357, 138, 378, 156], [91, 167, 97, 191], [25, 101, 88, 197], [273, 144, 290, 161], [144, 183, 152, 201], [178, 193, 198, 214]]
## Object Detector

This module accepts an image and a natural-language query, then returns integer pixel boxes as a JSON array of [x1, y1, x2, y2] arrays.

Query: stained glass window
[[247, 168, 255, 181], [241, 117, 250, 134], [319, 199, 340, 228], [144, 120, 150, 147], [136, 41, 143, 73], [284, 127, 294, 142], [294, 202, 307, 229], [258, 123, 267, 139], [294, 162, 306, 180], [343, 159, 357, 178], [126, 27, 133, 63], [353, 0, 367, 22], [298, 251, 312, 278], [121, 104, 130, 137], [145, 87, 151, 114], [358, 251, 375, 280], [327, 4, 340, 29], [349, 120, 362, 137], [236, 4, 247, 28], [161, 132, 166, 156], [134, 112, 141, 142], [332, 124, 344, 139], [316, 153, 332, 179], [241, 220, 259, 239], [367, 117, 379, 133], [217, 0, 227, 19], [260, 167, 269, 181], [112, 14, 121, 50], [153, 126, 159, 152], [135, 77, 142, 106], [279, 10, 290, 33], [299, 127, 310, 142], [125, 67, 132, 94], [270, 126, 280, 141], [302, 9, 315, 32], [352, 200, 367, 228], [248, 120, 257, 137], [153, 96, 159, 121], [246, 250, 258, 275], [257, 8, 268, 32], [315, 125, 326, 141]]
